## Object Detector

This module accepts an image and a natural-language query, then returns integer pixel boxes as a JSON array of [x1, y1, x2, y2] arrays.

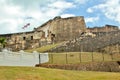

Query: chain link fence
[[48, 52, 120, 64]]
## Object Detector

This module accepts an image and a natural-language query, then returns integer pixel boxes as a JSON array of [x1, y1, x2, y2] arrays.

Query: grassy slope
[[0, 66, 120, 80], [25, 43, 61, 53]]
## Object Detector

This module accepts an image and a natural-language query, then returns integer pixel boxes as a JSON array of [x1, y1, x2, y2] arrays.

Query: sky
[[0, 0, 120, 34]]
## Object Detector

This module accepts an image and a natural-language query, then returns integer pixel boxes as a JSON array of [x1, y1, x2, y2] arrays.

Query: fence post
[[110, 53, 113, 61], [102, 52, 104, 61], [79, 45, 82, 63], [51, 53, 53, 63], [66, 53, 68, 64], [117, 44, 119, 54], [39, 53, 41, 64], [91, 51, 94, 62], [119, 44, 120, 54], [91, 46, 94, 62]]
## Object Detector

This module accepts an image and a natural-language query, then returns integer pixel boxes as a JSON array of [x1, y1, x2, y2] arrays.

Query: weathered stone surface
[[0, 16, 119, 51], [37, 16, 86, 42], [87, 24, 119, 32], [0, 31, 44, 51], [0, 16, 87, 51], [49, 30, 120, 52]]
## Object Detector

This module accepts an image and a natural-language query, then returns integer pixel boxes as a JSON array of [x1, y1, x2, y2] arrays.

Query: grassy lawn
[[0, 66, 120, 80], [48, 52, 120, 64]]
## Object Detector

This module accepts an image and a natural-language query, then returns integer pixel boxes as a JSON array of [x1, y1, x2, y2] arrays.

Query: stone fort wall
[[36, 16, 86, 42], [87, 25, 119, 32], [0, 16, 86, 51], [0, 16, 119, 51]]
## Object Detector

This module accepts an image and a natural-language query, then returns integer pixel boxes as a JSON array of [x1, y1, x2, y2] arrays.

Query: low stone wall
[[36, 61, 120, 72]]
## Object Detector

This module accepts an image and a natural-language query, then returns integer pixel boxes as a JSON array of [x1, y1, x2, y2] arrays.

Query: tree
[[0, 37, 6, 48]]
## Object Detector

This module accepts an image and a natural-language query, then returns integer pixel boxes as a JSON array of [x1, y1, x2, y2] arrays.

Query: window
[[31, 36, 33, 40], [51, 34, 55, 37], [23, 37, 26, 40], [51, 34, 55, 41]]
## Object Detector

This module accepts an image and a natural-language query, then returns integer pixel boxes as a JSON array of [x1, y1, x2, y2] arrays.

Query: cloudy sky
[[0, 0, 120, 34]]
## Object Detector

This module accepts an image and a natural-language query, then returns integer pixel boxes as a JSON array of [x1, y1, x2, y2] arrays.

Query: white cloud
[[48, 1, 75, 9], [85, 16, 99, 23], [0, 19, 19, 33], [0, 0, 92, 34], [41, 0, 75, 17], [74, 0, 89, 4], [0, 0, 24, 34], [61, 14, 75, 18], [87, 8, 93, 13], [87, 0, 120, 23], [0, 0, 76, 34], [4, 6, 22, 15]]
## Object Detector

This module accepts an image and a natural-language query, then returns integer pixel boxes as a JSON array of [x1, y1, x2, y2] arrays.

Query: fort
[[0, 16, 119, 51]]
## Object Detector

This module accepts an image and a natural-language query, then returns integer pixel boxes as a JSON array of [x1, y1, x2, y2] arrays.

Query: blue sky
[[0, 0, 120, 34]]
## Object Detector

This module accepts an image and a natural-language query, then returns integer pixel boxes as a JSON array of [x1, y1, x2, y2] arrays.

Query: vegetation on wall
[[0, 37, 6, 49]]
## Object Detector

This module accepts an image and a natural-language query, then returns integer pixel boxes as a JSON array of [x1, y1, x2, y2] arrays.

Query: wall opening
[[31, 36, 33, 40], [23, 37, 26, 40], [51, 34, 55, 42], [117, 61, 120, 65]]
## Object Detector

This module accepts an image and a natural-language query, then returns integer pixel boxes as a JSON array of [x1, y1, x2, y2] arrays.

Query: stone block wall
[[87, 25, 119, 32], [0, 16, 86, 51], [37, 16, 86, 42]]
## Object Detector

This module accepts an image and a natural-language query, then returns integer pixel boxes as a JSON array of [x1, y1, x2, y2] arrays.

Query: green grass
[[25, 43, 61, 53], [0, 66, 120, 80], [48, 52, 120, 64]]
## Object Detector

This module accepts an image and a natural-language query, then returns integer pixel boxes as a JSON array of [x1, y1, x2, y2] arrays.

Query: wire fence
[[48, 52, 120, 64]]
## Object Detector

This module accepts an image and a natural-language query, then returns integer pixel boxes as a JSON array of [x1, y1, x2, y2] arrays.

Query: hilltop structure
[[0, 16, 119, 51], [87, 25, 119, 32], [0, 16, 87, 51]]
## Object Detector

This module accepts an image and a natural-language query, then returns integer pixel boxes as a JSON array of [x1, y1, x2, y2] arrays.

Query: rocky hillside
[[49, 30, 120, 52]]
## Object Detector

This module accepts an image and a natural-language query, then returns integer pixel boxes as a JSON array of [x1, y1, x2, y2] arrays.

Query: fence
[[0, 49, 49, 66], [0, 50, 120, 66], [48, 52, 120, 64]]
